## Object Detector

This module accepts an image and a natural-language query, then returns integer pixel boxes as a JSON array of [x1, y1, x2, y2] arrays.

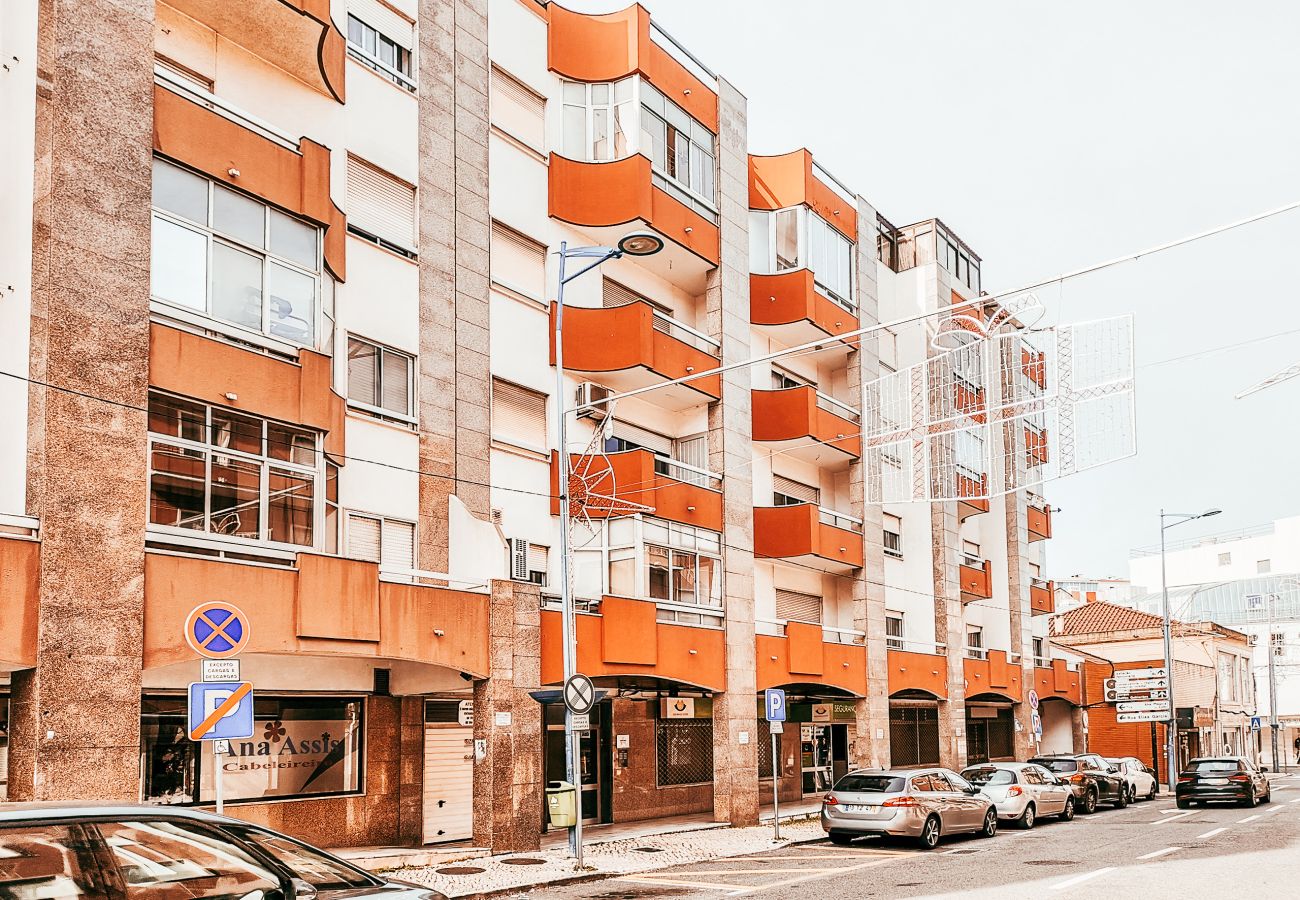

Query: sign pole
[[771, 730, 781, 841], [213, 741, 224, 816]]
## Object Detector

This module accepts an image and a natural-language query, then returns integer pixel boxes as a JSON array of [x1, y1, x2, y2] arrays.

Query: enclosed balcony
[[957, 471, 989, 520], [750, 270, 859, 349], [962, 649, 1023, 702], [550, 300, 721, 410], [1022, 345, 1047, 389], [752, 386, 861, 466], [754, 503, 863, 572], [1025, 424, 1050, 466], [1030, 578, 1055, 615], [756, 620, 866, 696], [1027, 496, 1053, 542], [887, 639, 949, 699], [959, 556, 992, 601], [550, 448, 722, 531]]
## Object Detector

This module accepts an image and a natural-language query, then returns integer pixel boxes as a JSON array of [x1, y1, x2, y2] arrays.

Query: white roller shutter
[[381, 519, 415, 572], [347, 155, 416, 251], [775, 589, 823, 625], [492, 378, 547, 449], [490, 66, 545, 150], [348, 0, 414, 49], [612, 420, 671, 456], [346, 514, 381, 561], [490, 224, 546, 300], [423, 725, 474, 842], [773, 475, 819, 504]]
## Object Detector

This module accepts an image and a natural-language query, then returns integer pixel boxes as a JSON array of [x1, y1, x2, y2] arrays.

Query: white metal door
[[423, 726, 474, 844]]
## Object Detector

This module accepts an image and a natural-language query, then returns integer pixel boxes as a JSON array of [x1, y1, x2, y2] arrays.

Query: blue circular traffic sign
[[185, 602, 250, 659]]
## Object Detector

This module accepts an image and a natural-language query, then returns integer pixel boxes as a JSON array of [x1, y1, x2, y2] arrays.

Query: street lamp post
[[552, 232, 663, 867], [1159, 507, 1221, 793]]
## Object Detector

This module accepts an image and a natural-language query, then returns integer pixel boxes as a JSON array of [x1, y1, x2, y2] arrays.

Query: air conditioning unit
[[507, 537, 530, 581], [1248, 634, 1259, 647], [575, 382, 613, 421]]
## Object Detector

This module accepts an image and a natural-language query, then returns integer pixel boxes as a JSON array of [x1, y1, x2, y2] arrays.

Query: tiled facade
[[0, 0, 1081, 851]]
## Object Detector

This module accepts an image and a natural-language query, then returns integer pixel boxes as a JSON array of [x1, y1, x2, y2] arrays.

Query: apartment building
[[0, 0, 1079, 850]]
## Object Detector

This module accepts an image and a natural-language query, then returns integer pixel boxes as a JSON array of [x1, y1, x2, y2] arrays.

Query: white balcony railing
[[653, 454, 722, 490], [965, 645, 988, 660], [889, 638, 948, 656], [378, 566, 489, 593], [815, 389, 861, 423], [651, 310, 721, 355], [819, 506, 864, 533], [154, 63, 299, 151]]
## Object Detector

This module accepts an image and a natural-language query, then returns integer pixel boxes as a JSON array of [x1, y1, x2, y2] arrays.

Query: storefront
[[759, 700, 855, 800], [964, 700, 1015, 763], [890, 699, 940, 767]]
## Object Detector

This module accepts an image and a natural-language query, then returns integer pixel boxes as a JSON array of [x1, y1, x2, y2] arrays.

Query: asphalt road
[[539, 774, 1300, 899]]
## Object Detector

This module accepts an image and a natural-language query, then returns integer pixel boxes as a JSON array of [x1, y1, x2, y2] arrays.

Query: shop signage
[[457, 700, 474, 727], [663, 698, 696, 719], [1194, 706, 1215, 727], [199, 716, 362, 802], [787, 702, 855, 723]]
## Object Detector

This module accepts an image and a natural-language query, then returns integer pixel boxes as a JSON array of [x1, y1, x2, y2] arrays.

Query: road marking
[[1264, 804, 1284, 813], [1152, 811, 1195, 824], [618, 876, 754, 891], [1238, 814, 1261, 823], [1195, 827, 1227, 839], [1289, 797, 1300, 803], [1050, 867, 1117, 891], [1136, 847, 1180, 860], [729, 857, 893, 896], [1157, 808, 1179, 815]]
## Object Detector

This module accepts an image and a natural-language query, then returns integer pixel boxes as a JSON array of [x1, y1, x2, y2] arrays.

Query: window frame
[[346, 14, 416, 92], [883, 513, 903, 559], [885, 613, 904, 650], [750, 205, 856, 313], [343, 510, 418, 576], [346, 335, 417, 424]]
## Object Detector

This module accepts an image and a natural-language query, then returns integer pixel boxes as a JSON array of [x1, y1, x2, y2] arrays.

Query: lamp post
[[1159, 507, 1221, 792], [552, 231, 663, 866]]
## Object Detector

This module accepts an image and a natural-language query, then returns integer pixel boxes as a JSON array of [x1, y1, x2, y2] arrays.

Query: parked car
[[960, 762, 1076, 828], [1176, 756, 1272, 808], [1106, 756, 1159, 802], [821, 767, 999, 850], [0, 804, 446, 900], [1027, 753, 1128, 812]]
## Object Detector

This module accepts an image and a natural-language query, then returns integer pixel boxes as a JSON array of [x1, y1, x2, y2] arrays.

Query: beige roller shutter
[[775, 589, 823, 624], [490, 223, 546, 300], [381, 519, 415, 572], [492, 378, 548, 449], [348, 0, 414, 48], [611, 420, 671, 456], [773, 474, 819, 504], [346, 513, 381, 561], [602, 278, 641, 308], [347, 155, 416, 251], [422, 725, 474, 842], [490, 66, 545, 149]]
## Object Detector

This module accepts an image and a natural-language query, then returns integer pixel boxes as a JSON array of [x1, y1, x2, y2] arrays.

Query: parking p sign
[[764, 688, 786, 722]]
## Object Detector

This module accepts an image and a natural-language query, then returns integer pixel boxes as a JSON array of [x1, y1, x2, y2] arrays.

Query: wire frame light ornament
[[865, 293, 1136, 503], [563, 403, 654, 535]]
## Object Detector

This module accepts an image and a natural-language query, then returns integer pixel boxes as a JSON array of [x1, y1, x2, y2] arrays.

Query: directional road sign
[[563, 673, 596, 716], [1115, 667, 1167, 680], [185, 602, 250, 660], [1117, 700, 1171, 714], [188, 681, 255, 741], [765, 688, 787, 722], [1117, 710, 1169, 723]]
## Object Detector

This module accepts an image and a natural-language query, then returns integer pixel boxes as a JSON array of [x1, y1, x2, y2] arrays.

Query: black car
[[1027, 753, 1128, 813], [1176, 756, 1272, 808], [0, 804, 445, 900]]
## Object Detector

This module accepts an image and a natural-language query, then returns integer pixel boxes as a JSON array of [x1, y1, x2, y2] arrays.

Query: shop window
[[348, 336, 415, 420], [889, 705, 939, 766], [757, 719, 777, 779], [656, 718, 713, 787], [140, 696, 363, 804], [0, 825, 100, 896], [98, 820, 280, 895], [490, 65, 545, 151]]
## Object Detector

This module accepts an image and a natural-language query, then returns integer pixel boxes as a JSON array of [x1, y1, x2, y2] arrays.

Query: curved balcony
[[550, 300, 720, 409], [887, 642, 948, 699], [549, 448, 722, 531], [754, 503, 863, 572], [1033, 658, 1083, 706], [548, 154, 720, 290], [0, 534, 39, 672], [162, 0, 345, 103], [1031, 578, 1056, 615], [749, 149, 858, 240], [963, 649, 1023, 702], [752, 386, 860, 466], [750, 270, 860, 349], [540, 596, 725, 691], [756, 621, 865, 696], [959, 557, 993, 602]]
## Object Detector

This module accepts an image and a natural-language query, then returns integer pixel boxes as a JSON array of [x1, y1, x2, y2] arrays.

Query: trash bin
[[546, 780, 577, 828]]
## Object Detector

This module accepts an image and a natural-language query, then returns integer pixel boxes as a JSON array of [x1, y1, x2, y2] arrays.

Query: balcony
[[1030, 578, 1055, 615], [160, 0, 345, 102], [549, 448, 722, 531], [752, 386, 861, 466], [963, 649, 1023, 701], [0, 530, 39, 671], [959, 557, 993, 601], [540, 596, 725, 691], [550, 301, 720, 410], [756, 620, 865, 696], [143, 552, 491, 678], [1027, 497, 1053, 542], [754, 503, 863, 572], [1032, 658, 1082, 706], [549, 154, 720, 292], [1025, 425, 1050, 466], [750, 270, 860, 350], [887, 640, 949, 699], [957, 471, 989, 520]]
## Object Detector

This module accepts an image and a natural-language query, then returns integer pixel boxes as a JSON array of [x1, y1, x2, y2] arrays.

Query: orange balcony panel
[[540, 599, 725, 691], [1028, 504, 1053, 542], [964, 650, 1022, 701], [954, 381, 986, 423], [548, 154, 720, 271], [549, 301, 720, 408], [751, 386, 860, 465], [153, 84, 346, 281], [1025, 427, 1050, 466], [754, 504, 863, 572], [1034, 659, 1083, 706], [887, 649, 948, 699], [143, 553, 490, 676], [749, 271, 859, 347], [959, 559, 992, 601], [756, 630, 866, 696], [748, 149, 857, 241], [149, 323, 347, 462], [957, 472, 989, 520], [546, 3, 718, 131], [0, 538, 39, 670], [549, 448, 723, 532], [1031, 580, 1056, 615]]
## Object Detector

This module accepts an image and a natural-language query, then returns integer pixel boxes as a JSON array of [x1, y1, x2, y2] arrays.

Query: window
[[230, 828, 376, 891], [148, 392, 320, 548], [876, 214, 899, 270], [966, 626, 984, 658], [98, 819, 281, 898], [141, 695, 363, 804], [490, 65, 544, 150], [885, 614, 904, 650], [0, 825, 99, 898], [509, 538, 549, 585], [775, 588, 822, 625], [345, 512, 416, 574], [151, 159, 323, 348], [962, 540, 981, 565], [770, 366, 807, 391], [773, 474, 819, 507], [491, 223, 547, 300], [1273, 631, 1285, 657], [647, 544, 721, 609], [562, 77, 636, 162], [346, 3, 415, 90], [1029, 561, 1042, 579], [1218, 552, 1232, 566], [750, 206, 855, 311], [1032, 636, 1045, 664], [492, 379, 548, 451], [1258, 559, 1272, 574], [347, 336, 414, 419], [1217, 654, 1235, 702], [347, 155, 417, 255], [656, 717, 713, 787], [883, 513, 902, 558], [955, 428, 985, 480]]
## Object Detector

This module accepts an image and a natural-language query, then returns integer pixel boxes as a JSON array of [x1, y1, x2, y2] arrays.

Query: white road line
[[1136, 847, 1180, 860], [1153, 811, 1195, 824], [1265, 804, 1284, 813], [1238, 814, 1261, 823], [1195, 827, 1227, 839], [1289, 797, 1300, 803], [1050, 867, 1117, 891]]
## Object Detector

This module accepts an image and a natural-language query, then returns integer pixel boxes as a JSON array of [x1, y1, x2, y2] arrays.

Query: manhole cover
[[632, 846, 665, 853], [1025, 860, 1075, 866], [501, 857, 546, 866], [895, 883, 923, 888], [945, 849, 982, 855], [436, 866, 486, 875]]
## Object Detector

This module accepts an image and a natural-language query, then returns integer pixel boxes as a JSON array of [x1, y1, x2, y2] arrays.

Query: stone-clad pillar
[[11, 0, 154, 802], [932, 500, 967, 770], [706, 77, 758, 826]]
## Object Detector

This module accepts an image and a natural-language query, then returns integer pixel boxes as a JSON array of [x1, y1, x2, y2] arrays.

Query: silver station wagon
[[821, 767, 998, 849]]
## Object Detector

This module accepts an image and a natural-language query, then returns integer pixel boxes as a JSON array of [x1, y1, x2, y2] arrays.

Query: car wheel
[[1114, 786, 1129, 809], [1020, 804, 1036, 829], [1146, 784, 1157, 801], [1060, 796, 1076, 821], [1082, 789, 1098, 814], [1176, 798, 1191, 810], [980, 808, 998, 838], [917, 816, 942, 850], [1263, 789, 1272, 804], [1243, 788, 1258, 809], [829, 832, 854, 846]]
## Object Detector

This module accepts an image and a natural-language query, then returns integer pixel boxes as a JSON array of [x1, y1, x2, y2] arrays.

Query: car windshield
[[1190, 760, 1241, 773], [835, 774, 906, 793], [963, 767, 1015, 786], [232, 828, 377, 890], [1032, 759, 1078, 773]]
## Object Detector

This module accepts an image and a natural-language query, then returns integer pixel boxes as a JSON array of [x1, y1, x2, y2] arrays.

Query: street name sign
[[1115, 667, 1167, 680], [1117, 700, 1171, 713], [1117, 710, 1169, 723]]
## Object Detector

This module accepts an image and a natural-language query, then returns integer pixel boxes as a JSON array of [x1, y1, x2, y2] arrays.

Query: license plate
[[1204, 778, 1228, 785], [841, 804, 877, 813]]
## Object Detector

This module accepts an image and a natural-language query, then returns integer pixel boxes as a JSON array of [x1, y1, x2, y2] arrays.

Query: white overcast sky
[[562, 0, 1300, 578]]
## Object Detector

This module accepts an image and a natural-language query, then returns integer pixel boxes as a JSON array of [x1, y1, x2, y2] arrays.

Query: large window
[[151, 159, 323, 348], [562, 78, 636, 162], [640, 81, 716, 216], [348, 336, 415, 420], [141, 696, 363, 804], [148, 392, 321, 548], [750, 205, 855, 311]]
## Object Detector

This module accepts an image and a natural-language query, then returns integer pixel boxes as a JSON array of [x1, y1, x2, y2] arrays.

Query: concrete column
[[12, 0, 153, 801], [397, 697, 426, 845], [472, 579, 543, 852], [706, 77, 758, 826], [932, 500, 967, 770]]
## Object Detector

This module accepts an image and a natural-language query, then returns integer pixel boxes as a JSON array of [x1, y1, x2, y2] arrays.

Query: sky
[[563, 0, 1300, 578]]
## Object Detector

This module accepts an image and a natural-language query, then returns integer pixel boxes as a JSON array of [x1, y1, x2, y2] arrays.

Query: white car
[[1106, 756, 1158, 801], [960, 762, 1077, 829]]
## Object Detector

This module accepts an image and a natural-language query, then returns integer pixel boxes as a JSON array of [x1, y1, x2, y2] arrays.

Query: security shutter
[[775, 589, 822, 624], [492, 378, 547, 449], [347, 156, 416, 251], [611, 420, 672, 456], [380, 349, 411, 415], [490, 224, 546, 299], [527, 543, 548, 574], [423, 725, 474, 842], [773, 475, 819, 504], [347, 513, 382, 562], [490, 66, 545, 149], [349, 0, 414, 49], [381, 519, 416, 572]]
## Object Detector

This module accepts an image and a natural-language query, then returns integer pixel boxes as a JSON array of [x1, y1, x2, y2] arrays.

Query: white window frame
[[344, 510, 417, 574], [749, 205, 856, 314], [346, 13, 416, 92], [491, 377, 549, 455], [883, 513, 903, 559], [885, 613, 904, 650], [346, 335, 417, 424]]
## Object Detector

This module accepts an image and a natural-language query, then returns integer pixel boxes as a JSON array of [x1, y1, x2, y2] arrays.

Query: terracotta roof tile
[[1053, 600, 1170, 635]]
